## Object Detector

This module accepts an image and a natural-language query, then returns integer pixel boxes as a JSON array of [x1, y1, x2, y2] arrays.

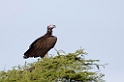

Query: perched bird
[[23, 24, 57, 59]]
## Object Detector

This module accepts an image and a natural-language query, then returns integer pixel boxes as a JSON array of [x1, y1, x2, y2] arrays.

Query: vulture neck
[[45, 30, 52, 36]]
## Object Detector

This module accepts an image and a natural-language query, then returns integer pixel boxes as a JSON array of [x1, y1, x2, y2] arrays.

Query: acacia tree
[[0, 49, 106, 82]]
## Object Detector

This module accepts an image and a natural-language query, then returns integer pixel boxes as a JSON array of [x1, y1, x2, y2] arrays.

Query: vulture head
[[47, 24, 56, 32]]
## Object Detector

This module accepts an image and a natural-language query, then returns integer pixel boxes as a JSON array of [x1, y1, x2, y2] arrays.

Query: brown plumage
[[23, 24, 57, 59]]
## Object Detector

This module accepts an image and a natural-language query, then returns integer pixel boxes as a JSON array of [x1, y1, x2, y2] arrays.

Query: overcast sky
[[0, 0, 124, 82]]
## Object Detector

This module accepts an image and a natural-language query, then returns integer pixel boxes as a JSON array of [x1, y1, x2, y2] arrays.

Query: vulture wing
[[23, 36, 57, 58]]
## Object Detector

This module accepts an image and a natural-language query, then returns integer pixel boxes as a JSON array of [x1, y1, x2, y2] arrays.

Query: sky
[[0, 0, 124, 82]]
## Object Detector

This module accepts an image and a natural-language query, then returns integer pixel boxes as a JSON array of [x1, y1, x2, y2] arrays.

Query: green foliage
[[0, 49, 106, 82]]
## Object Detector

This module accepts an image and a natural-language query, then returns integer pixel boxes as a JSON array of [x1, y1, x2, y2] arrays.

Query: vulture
[[23, 24, 57, 59]]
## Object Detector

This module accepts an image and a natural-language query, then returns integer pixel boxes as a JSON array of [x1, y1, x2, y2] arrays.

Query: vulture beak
[[53, 25, 56, 28]]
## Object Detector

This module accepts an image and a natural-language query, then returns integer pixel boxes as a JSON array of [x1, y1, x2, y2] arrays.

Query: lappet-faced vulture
[[23, 24, 57, 59]]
